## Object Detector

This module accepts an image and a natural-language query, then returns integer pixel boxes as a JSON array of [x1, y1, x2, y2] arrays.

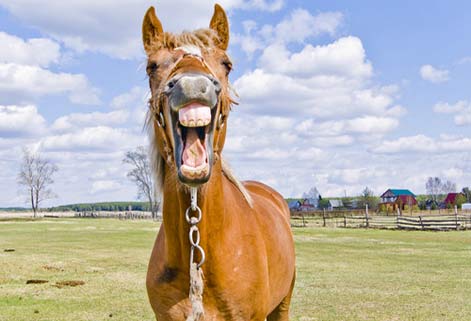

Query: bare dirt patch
[[53, 280, 85, 288], [26, 279, 49, 284]]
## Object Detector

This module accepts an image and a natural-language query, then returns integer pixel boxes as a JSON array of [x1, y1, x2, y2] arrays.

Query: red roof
[[444, 193, 463, 204], [395, 195, 417, 205]]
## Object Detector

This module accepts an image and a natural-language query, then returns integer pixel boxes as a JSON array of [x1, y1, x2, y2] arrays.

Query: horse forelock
[[147, 28, 220, 54]]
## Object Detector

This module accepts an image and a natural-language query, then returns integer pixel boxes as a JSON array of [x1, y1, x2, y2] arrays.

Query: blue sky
[[1, 0, 470, 207]]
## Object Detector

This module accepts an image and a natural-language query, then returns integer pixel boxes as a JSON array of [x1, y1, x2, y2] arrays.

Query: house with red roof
[[443, 193, 464, 207], [380, 189, 417, 211]]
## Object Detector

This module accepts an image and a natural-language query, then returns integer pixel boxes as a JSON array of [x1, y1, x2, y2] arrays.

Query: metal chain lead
[[186, 187, 205, 268]]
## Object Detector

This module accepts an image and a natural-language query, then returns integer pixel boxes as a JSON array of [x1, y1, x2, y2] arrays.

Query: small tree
[[462, 187, 471, 202], [123, 146, 159, 218], [17, 148, 58, 217], [359, 186, 378, 210]]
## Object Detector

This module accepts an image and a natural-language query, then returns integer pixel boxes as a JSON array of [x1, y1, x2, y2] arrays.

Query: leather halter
[[149, 46, 228, 168]]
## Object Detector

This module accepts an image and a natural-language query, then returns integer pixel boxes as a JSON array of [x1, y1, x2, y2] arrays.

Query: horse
[[142, 4, 296, 320]]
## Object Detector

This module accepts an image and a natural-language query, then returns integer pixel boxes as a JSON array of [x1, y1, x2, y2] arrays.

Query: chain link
[[186, 187, 205, 269]]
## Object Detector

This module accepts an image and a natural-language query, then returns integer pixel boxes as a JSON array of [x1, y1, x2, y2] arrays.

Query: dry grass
[[1, 218, 470, 320]]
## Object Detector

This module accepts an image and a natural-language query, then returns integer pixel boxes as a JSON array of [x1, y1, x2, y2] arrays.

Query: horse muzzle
[[164, 73, 221, 186]]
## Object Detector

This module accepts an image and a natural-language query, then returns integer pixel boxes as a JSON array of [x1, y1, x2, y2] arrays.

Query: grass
[[1, 219, 470, 320]]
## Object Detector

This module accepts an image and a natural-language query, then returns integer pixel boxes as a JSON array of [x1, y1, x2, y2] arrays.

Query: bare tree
[[17, 149, 58, 217], [441, 180, 456, 194], [123, 146, 159, 218], [426, 177, 442, 202]]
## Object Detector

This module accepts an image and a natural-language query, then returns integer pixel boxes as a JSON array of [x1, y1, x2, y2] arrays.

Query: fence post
[[419, 216, 424, 230], [343, 215, 347, 228], [301, 212, 306, 227], [455, 206, 459, 230], [322, 209, 326, 227], [365, 204, 369, 228]]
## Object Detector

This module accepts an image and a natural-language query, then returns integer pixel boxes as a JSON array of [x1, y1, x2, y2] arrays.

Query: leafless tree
[[426, 177, 442, 202], [441, 180, 456, 194], [17, 148, 58, 217], [123, 146, 160, 218]]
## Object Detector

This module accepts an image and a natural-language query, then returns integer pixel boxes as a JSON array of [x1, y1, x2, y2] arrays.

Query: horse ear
[[209, 4, 229, 51], [142, 6, 164, 53]]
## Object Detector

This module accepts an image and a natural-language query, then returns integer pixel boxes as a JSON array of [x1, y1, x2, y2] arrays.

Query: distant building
[[380, 189, 417, 210], [299, 198, 317, 211], [288, 200, 301, 211], [443, 193, 464, 206], [328, 199, 343, 211]]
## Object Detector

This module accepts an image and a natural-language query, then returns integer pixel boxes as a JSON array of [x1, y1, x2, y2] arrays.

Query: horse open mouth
[[174, 102, 215, 185]]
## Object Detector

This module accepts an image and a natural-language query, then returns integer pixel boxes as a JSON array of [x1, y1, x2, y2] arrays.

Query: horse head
[[142, 4, 233, 187]]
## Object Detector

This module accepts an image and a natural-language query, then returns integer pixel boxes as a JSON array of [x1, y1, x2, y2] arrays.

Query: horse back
[[242, 180, 290, 220]]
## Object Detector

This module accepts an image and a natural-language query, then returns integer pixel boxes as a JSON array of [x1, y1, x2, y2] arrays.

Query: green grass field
[[1, 219, 470, 321]]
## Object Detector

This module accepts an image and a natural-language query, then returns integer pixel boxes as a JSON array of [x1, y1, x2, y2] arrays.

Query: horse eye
[[222, 60, 232, 74], [146, 62, 159, 74]]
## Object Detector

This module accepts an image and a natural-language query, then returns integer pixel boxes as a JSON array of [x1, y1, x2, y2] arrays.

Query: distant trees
[[302, 187, 320, 200], [426, 177, 456, 202], [17, 149, 58, 217], [358, 186, 378, 210], [123, 146, 159, 219], [462, 187, 471, 202]]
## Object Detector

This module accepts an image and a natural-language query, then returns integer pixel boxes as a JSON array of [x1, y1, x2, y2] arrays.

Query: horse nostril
[[213, 79, 221, 93], [168, 80, 175, 89]]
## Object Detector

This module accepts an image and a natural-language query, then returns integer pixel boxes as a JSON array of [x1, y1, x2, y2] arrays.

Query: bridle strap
[[150, 45, 228, 167]]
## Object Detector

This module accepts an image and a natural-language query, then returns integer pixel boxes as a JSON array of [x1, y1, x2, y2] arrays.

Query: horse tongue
[[182, 128, 206, 167]]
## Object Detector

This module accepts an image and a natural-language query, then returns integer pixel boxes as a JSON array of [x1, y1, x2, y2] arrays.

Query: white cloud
[[39, 126, 142, 151], [0, 63, 100, 105], [110, 86, 148, 109], [270, 9, 343, 43], [51, 110, 129, 132], [234, 37, 398, 119], [259, 37, 371, 79], [419, 64, 449, 83], [0, 0, 285, 60], [372, 134, 471, 154], [0, 32, 61, 67], [233, 9, 343, 57], [0, 104, 47, 137], [433, 100, 471, 126], [91, 180, 121, 193]]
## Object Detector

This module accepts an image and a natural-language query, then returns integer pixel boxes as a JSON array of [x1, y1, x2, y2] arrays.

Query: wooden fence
[[291, 211, 471, 231], [74, 211, 157, 220]]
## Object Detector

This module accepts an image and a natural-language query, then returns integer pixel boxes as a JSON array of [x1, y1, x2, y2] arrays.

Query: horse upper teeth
[[197, 119, 203, 126]]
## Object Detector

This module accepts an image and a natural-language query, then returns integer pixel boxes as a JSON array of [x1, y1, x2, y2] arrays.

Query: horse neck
[[161, 161, 227, 268]]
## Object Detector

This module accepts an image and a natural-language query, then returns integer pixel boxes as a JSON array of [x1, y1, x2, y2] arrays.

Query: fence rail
[[291, 211, 471, 231], [74, 211, 157, 220]]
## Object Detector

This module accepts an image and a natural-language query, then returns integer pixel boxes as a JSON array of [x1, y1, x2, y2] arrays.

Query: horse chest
[[151, 262, 267, 321]]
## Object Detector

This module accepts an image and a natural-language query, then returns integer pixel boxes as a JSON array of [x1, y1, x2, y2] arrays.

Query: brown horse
[[142, 4, 295, 320]]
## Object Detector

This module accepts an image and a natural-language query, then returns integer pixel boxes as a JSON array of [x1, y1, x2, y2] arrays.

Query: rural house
[[443, 192, 464, 207], [380, 189, 417, 210], [328, 199, 343, 211]]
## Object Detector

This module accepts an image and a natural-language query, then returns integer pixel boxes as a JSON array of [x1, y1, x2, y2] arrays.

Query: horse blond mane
[[145, 28, 252, 207]]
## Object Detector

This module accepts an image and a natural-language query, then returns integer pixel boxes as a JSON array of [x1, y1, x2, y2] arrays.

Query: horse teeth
[[189, 120, 195, 127], [197, 119, 203, 126]]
